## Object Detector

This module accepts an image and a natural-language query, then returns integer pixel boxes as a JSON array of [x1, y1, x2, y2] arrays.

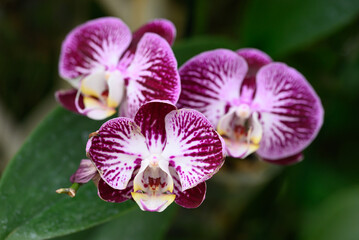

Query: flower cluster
[[57, 17, 323, 212]]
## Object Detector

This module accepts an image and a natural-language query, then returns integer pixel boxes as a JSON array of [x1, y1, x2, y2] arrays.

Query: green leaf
[[239, 0, 359, 57], [54, 206, 177, 240], [0, 108, 138, 240], [173, 36, 237, 66], [300, 186, 359, 240]]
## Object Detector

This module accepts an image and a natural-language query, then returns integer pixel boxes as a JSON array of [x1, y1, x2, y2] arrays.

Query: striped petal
[[97, 178, 132, 203], [171, 168, 206, 208], [120, 33, 180, 118], [253, 63, 324, 161], [134, 100, 177, 153], [178, 49, 248, 127], [175, 182, 206, 209], [86, 118, 149, 190], [162, 109, 225, 192], [59, 17, 131, 80], [117, 19, 176, 71]]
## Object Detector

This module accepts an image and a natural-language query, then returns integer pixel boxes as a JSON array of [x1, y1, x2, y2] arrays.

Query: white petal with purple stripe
[[134, 100, 177, 153], [122, 33, 180, 118], [170, 168, 206, 208], [162, 109, 225, 191], [59, 17, 132, 80], [253, 63, 324, 160], [86, 118, 149, 190]]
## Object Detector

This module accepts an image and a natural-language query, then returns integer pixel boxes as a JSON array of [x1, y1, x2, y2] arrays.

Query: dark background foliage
[[0, 0, 359, 239]]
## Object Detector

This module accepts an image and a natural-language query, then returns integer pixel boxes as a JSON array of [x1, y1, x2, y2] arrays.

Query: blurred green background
[[1, 0, 359, 239]]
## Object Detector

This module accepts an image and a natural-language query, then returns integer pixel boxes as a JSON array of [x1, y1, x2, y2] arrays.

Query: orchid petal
[[178, 49, 248, 127], [117, 19, 176, 71], [131, 19, 176, 51], [134, 101, 177, 153], [262, 152, 303, 165], [97, 178, 132, 203], [121, 33, 180, 118], [237, 48, 272, 103], [70, 159, 97, 184], [162, 109, 225, 192], [171, 168, 206, 208], [55, 89, 84, 114], [253, 63, 324, 160], [86, 118, 149, 190], [175, 182, 206, 209], [236, 48, 272, 77], [59, 17, 131, 80]]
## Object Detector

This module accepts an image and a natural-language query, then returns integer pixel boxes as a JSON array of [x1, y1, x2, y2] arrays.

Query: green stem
[[56, 182, 81, 198]]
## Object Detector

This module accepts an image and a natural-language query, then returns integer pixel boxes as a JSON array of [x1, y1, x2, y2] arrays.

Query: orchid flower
[[177, 48, 324, 165], [56, 17, 180, 120], [62, 101, 225, 212]]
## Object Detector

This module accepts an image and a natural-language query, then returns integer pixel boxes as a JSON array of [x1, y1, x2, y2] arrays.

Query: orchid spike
[[84, 100, 225, 212], [56, 17, 180, 120], [177, 48, 324, 165]]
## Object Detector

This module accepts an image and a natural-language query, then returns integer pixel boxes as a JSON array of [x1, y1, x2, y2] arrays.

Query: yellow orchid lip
[[131, 192, 176, 212], [81, 86, 101, 99], [75, 70, 125, 120], [106, 97, 119, 108], [131, 153, 176, 212], [83, 96, 116, 119]]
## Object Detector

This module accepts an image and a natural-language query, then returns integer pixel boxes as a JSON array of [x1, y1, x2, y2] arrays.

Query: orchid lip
[[74, 70, 125, 119], [217, 105, 263, 158], [131, 192, 176, 212], [132, 153, 175, 212]]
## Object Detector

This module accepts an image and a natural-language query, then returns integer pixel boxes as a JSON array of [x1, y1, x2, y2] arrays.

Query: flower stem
[[56, 182, 80, 198]]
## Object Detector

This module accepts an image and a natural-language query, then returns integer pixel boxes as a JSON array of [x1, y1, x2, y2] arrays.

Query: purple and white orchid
[[69, 101, 225, 212], [177, 48, 324, 165], [56, 17, 180, 120]]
